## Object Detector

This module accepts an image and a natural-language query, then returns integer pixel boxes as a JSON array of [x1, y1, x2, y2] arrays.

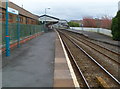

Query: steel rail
[[71, 32, 120, 56], [62, 30, 120, 65], [59, 32, 91, 89], [69, 34, 120, 65], [65, 30, 120, 55], [59, 30, 120, 85]]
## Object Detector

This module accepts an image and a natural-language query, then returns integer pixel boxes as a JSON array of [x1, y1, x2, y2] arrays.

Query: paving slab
[[2, 31, 56, 87], [54, 33, 75, 88]]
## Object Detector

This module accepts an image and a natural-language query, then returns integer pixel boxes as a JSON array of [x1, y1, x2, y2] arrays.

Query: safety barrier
[[1, 23, 47, 53], [1, 23, 45, 44]]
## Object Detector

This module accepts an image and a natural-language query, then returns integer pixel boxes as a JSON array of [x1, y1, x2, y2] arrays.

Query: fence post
[[17, 15, 20, 48], [44, 24, 46, 32]]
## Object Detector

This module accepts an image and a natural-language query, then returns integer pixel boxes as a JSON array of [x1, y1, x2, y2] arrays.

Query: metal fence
[[1, 23, 45, 45], [70, 27, 112, 37]]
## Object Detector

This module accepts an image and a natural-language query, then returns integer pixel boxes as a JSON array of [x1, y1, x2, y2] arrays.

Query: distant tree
[[111, 11, 120, 40], [68, 22, 80, 27], [83, 17, 96, 28], [83, 16, 112, 29], [101, 16, 112, 29]]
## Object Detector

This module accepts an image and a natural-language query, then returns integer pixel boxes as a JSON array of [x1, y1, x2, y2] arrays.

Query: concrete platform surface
[[2, 31, 56, 87], [54, 31, 79, 88]]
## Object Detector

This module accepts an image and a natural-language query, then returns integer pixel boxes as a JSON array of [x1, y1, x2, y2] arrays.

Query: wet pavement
[[2, 31, 56, 87]]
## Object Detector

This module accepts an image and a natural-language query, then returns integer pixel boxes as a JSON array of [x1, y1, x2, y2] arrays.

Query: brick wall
[[0, 1, 39, 25]]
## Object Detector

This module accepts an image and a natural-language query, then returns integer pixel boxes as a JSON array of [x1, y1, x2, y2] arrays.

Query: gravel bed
[[59, 32, 119, 88], [61, 30, 120, 82]]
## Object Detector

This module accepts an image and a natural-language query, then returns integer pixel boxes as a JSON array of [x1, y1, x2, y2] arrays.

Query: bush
[[68, 22, 80, 27], [111, 11, 120, 40]]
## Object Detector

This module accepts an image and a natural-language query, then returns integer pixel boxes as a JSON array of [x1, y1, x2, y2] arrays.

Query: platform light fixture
[[45, 8, 51, 15], [45, 8, 51, 23], [44, 8, 51, 32]]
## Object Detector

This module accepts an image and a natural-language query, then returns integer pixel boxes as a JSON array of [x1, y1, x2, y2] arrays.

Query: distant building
[[53, 20, 69, 29], [118, 1, 120, 11], [58, 20, 68, 26], [39, 15, 59, 29]]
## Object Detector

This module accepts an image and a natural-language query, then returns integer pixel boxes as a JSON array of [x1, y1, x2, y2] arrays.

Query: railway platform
[[67, 29, 120, 47], [54, 31, 79, 88], [2, 30, 79, 88]]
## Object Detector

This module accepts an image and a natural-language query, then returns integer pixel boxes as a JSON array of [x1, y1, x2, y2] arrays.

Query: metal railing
[[1, 23, 45, 45]]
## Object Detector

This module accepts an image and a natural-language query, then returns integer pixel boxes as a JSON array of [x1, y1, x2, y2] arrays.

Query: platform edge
[[55, 30, 80, 89]]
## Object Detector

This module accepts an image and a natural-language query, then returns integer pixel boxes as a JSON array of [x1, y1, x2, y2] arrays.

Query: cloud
[[10, 0, 119, 20]]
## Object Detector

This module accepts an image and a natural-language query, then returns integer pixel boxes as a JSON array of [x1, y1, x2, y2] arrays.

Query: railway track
[[57, 30, 120, 88], [62, 30, 120, 65], [60, 30, 120, 80]]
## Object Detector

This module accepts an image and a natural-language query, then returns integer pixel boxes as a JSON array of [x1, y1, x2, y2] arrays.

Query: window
[[2, 13, 5, 20], [19, 16, 23, 23], [9, 14, 13, 22], [31, 20, 34, 24], [0, 13, 2, 19], [0, 13, 2, 21], [27, 18, 30, 24]]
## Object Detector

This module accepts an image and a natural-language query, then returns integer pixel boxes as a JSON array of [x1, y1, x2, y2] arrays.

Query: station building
[[39, 15, 60, 29], [52, 20, 69, 29], [0, 1, 39, 25], [0, 1, 45, 48], [39, 15, 69, 29]]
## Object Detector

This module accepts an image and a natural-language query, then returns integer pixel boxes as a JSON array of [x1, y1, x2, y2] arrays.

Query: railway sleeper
[[96, 76, 110, 89]]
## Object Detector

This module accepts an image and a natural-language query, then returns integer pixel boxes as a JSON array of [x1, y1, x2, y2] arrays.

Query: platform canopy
[[39, 15, 59, 23]]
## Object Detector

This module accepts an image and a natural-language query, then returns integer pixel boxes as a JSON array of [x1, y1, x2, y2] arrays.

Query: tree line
[[111, 11, 120, 40], [68, 12, 120, 41]]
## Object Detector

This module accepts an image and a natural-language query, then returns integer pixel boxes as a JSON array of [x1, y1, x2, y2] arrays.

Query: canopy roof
[[39, 15, 59, 22]]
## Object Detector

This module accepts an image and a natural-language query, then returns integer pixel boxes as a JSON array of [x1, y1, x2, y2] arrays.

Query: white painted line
[[55, 30, 80, 89]]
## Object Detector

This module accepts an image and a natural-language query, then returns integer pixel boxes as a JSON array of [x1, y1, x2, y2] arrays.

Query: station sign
[[8, 7, 19, 15]]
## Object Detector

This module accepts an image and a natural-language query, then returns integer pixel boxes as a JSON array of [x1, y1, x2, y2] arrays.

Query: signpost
[[8, 7, 20, 48], [5, 0, 19, 56], [5, 0, 10, 56], [17, 15, 20, 48]]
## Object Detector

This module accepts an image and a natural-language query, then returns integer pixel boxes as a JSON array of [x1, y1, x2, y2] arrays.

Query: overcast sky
[[9, 0, 120, 21]]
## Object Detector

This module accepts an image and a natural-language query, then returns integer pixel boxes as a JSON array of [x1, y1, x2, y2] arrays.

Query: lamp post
[[5, 0, 10, 56], [44, 8, 50, 32], [45, 8, 50, 24]]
